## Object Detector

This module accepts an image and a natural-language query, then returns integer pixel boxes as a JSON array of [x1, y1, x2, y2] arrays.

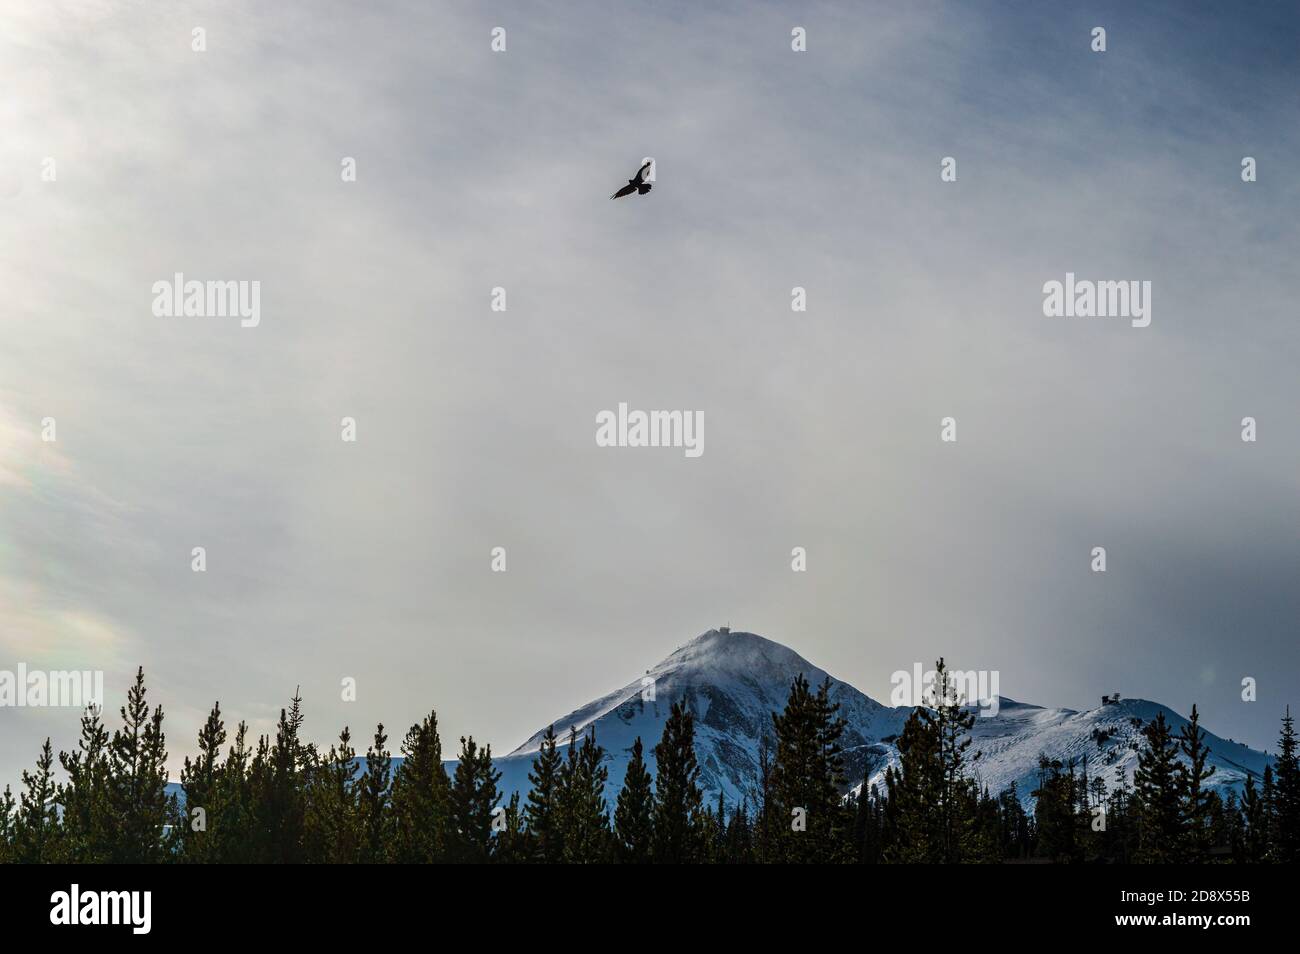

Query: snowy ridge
[[896, 695, 1273, 807], [482, 629, 1272, 811]]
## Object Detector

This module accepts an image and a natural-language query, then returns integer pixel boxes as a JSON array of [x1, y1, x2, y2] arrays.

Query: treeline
[[2, 660, 1298, 863]]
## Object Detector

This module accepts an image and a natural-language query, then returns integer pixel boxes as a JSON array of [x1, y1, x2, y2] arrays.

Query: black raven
[[610, 160, 653, 199]]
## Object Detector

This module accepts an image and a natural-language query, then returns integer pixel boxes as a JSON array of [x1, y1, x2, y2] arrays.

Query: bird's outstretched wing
[[610, 183, 637, 199], [634, 160, 652, 184]]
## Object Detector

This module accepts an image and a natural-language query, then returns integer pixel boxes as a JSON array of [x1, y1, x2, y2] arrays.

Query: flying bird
[[610, 160, 653, 199]]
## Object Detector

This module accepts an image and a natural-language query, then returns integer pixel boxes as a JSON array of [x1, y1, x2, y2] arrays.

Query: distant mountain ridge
[[481, 629, 1272, 810]]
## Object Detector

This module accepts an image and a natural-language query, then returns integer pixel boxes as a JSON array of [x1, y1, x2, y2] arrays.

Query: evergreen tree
[[885, 710, 940, 862], [1084, 774, 1109, 860], [879, 767, 901, 859], [852, 782, 887, 864], [107, 668, 176, 863], [1133, 712, 1185, 863], [885, 659, 985, 862], [556, 727, 581, 858], [651, 700, 703, 863], [848, 787, 869, 863], [1107, 765, 1137, 863], [254, 690, 312, 863], [1240, 772, 1271, 863], [218, 721, 256, 862], [15, 739, 59, 863], [449, 736, 500, 862], [0, 785, 16, 864], [1032, 758, 1086, 862], [1260, 764, 1277, 860], [356, 724, 391, 862], [930, 659, 987, 861], [56, 705, 112, 863], [491, 792, 529, 863], [388, 711, 452, 862], [997, 782, 1031, 860], [768, 674, 850, 862], [1271, 706, 1300, 862], [1177, 704, 1216, 862], [724, 799, 755, 863], [694, 793, 723, 864], [613, 736, 654, 863], [244, 731, 272, 860], [558, 728, 610, 863], [303, 725, 359, 863], [973, 787, 1002, 862], [524, 725, 563, 863], [1221, 791, 1244, 862], [1204, 790, 1231, 861], [177, 702, 226, 862]]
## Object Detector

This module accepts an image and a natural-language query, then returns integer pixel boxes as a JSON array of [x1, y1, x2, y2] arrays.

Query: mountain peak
[[659, 628, 819, 679], [484, 628, 1271, 813], [500, 628, 903, 806]]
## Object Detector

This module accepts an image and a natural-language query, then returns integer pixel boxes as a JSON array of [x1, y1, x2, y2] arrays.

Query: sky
[[1, 0, 1298, 787]]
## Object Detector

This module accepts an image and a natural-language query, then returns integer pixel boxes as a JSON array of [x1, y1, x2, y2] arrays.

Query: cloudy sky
[[2, 0, 1298, 785]]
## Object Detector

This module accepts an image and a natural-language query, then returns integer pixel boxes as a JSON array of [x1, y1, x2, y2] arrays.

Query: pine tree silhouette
[[1178, 704, 1217, 862], [1134, 712, 1185, 863], [304, 725, 359, 863], [15, 739, 58, 863], [57, 705, 112, 863], [769, 674, 849, 862], [177, 702, 226, 863], [0, 785, 16, 864], [651, 700, 703, 863], [1272, 706, 1300, 862], [389, 711, 452, 863], [357, 725, 391, 862], [559, 727, 610, 863], [886, 659, 984, 862], [1240, 772, 1270, 863], [524, 725, 563, 863], [107, 669, 176, 863], [449, 736, 500, 863], [613, 736, 654, 863]]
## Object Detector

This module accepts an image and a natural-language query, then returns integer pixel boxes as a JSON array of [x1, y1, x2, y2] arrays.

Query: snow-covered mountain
[[860, 694, 1270, 808], [485, 629, 1272, 811], [493, 627, 911, 811]]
